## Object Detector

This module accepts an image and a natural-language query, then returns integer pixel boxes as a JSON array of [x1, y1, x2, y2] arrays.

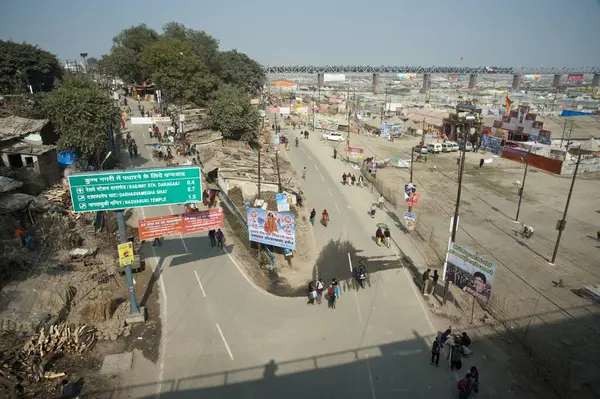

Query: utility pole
[[550, 153, 582, 265], [559, 119, 567, 148], [408, 148, 415, 213], [514, 149, 531, 222], [275, 150, 283, 192], [346, 86, 351, 161]]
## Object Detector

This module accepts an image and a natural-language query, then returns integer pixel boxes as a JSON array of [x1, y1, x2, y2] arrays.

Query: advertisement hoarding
[[138, 208, 224, 240], [247, 208, 296, 250], [523, 74, 541, 82], [443, 242, 496, 302], [567, 74, 584, 83], [323, 73, 346, 82]]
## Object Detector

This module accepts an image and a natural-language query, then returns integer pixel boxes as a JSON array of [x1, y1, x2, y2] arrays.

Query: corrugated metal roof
[[0, 116, 49, 142]]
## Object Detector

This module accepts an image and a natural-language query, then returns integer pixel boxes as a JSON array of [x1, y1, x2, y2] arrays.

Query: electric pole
[[346, 86, 351, 161], [408, 148, 415, 213], [550, 153, 582, 265], [514, 150, 531, 222]]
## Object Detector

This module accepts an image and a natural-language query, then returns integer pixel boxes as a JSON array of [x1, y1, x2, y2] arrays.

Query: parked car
[[427, 143, 442, 154], [323, 132, 344, 142], [414, 145, 428, 154], [441, 142, 453, 153], [450, 142, 459, 152], [459, 142, 473, 151]]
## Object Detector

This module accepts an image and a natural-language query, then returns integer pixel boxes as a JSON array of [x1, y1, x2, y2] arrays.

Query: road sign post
[[67, 166, 202, 323], [68, 166, 202, 212]]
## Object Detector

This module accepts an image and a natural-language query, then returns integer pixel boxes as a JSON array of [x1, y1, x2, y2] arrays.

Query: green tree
[[139, 38, 218, 106], [100, 24, 159, 83], [162, 22, 220, 72], [2, 93, 47, 119], [206, 85, 259, 140], [217, 50, 265, 94], [42, 75, 120, 163], [0, 40, 63, 93]]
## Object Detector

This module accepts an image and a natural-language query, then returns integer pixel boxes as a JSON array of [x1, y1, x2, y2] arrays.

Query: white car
[[427, 143, 442, 154], [449, 142, 459, 152], [414, 145, 428, 154], [323, 132, 344, 142]]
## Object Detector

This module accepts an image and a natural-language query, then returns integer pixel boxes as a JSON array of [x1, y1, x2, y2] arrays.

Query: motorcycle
[[354, 260, 368, 289]]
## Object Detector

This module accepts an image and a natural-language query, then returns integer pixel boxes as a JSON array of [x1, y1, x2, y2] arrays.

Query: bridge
[[262, 65, 600, 91]]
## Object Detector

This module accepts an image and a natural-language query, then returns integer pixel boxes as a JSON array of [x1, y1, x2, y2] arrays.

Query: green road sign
[[68, 166, 202, 213]]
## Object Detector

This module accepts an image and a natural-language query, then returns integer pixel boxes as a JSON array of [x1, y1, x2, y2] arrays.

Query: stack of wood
[[22, 323, 97, 357], [40, 183, 79, 219]]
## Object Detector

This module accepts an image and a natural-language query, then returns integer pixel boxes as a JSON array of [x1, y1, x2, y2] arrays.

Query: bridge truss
[[262, 65, 600, 75]]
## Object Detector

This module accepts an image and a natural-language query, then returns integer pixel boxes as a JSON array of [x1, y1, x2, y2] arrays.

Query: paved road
[[120, 111, 458, 398]]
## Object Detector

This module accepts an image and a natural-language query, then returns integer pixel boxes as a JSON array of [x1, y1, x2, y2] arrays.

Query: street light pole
[[514, 150, 531, 222], [550, 153, 582, 265]]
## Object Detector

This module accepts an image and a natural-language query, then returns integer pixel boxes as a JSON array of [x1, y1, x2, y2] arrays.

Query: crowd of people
[[307, 278, 340, 308]]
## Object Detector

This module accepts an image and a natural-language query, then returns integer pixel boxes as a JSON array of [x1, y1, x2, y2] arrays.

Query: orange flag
[[505, 92, 511, 114]]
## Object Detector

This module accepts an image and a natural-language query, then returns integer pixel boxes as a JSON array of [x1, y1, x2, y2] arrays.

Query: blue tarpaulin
[[57, 152, 77, 168], [560, 110, 596, 117]]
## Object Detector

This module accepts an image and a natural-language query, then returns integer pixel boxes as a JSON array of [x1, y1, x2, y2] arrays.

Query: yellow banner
[[118, 242, 134, 267]]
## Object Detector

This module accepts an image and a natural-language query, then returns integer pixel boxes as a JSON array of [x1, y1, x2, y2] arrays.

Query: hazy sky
[[1, 0, 600, 67]]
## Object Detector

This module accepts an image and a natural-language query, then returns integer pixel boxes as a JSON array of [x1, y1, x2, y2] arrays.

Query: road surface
[[119, 110, 458, 399]]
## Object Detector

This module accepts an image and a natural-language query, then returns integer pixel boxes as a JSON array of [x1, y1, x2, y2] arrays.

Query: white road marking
[[216, 323, 234, 360], [334, 203, 341, 214], [314, 164, 319, 172], [193, 270, 207, 298], [301, 147, 306, 153], [320, 174, 325, 181], [328, 188, 333, 196], [365, 354, 377, 399], [348, 252, 363, 322], [307, 155, 312, 160], [404, 268, 437, 334], [223, 247, 269, 295], [168, 205, 189, 252]]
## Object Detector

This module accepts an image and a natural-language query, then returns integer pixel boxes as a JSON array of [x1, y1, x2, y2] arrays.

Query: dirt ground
[[351, 131, 600, 397], [198, 139, 317, 294], [0, 203, 162, 398]]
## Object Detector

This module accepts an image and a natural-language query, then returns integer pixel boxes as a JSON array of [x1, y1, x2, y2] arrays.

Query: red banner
[[567, 74, 584, 83], [138, 208, 224, 240]]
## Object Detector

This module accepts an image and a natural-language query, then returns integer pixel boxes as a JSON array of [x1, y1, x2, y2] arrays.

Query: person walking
[[215, 229, 224, 248], [132, 142, 138, 158], [333, 281, 340, 308], [208, 229, 217, 247], [321, 209, 329, 227], [316, 278, 324, 304], [469, 366, 479, 393], [307, 282, 316, 305], [310, 209, 316, 226], [384, 228, 391, 248], [422, 268, 431, 295], [450, 344, 463, 370], [327, 284, 336, 308], [430, 338, 441, 367], [127, 143, 133, 159], [431, 269, 439, 296]]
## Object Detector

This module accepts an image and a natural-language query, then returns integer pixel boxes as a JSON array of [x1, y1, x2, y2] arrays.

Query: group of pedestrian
[[341, 172, 362, 187], [202, 190, 218, 208], [301, 130, 310, 139], [309, 208, 330, 227], [422, 268, 440, 297], [307, 278, 339, 308], [375, 226, 391, 247], [208, 229, 225, 248], [430, 327, 479, 398]]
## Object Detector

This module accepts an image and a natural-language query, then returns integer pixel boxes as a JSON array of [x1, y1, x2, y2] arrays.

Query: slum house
[[0, 116, 60, 187]]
